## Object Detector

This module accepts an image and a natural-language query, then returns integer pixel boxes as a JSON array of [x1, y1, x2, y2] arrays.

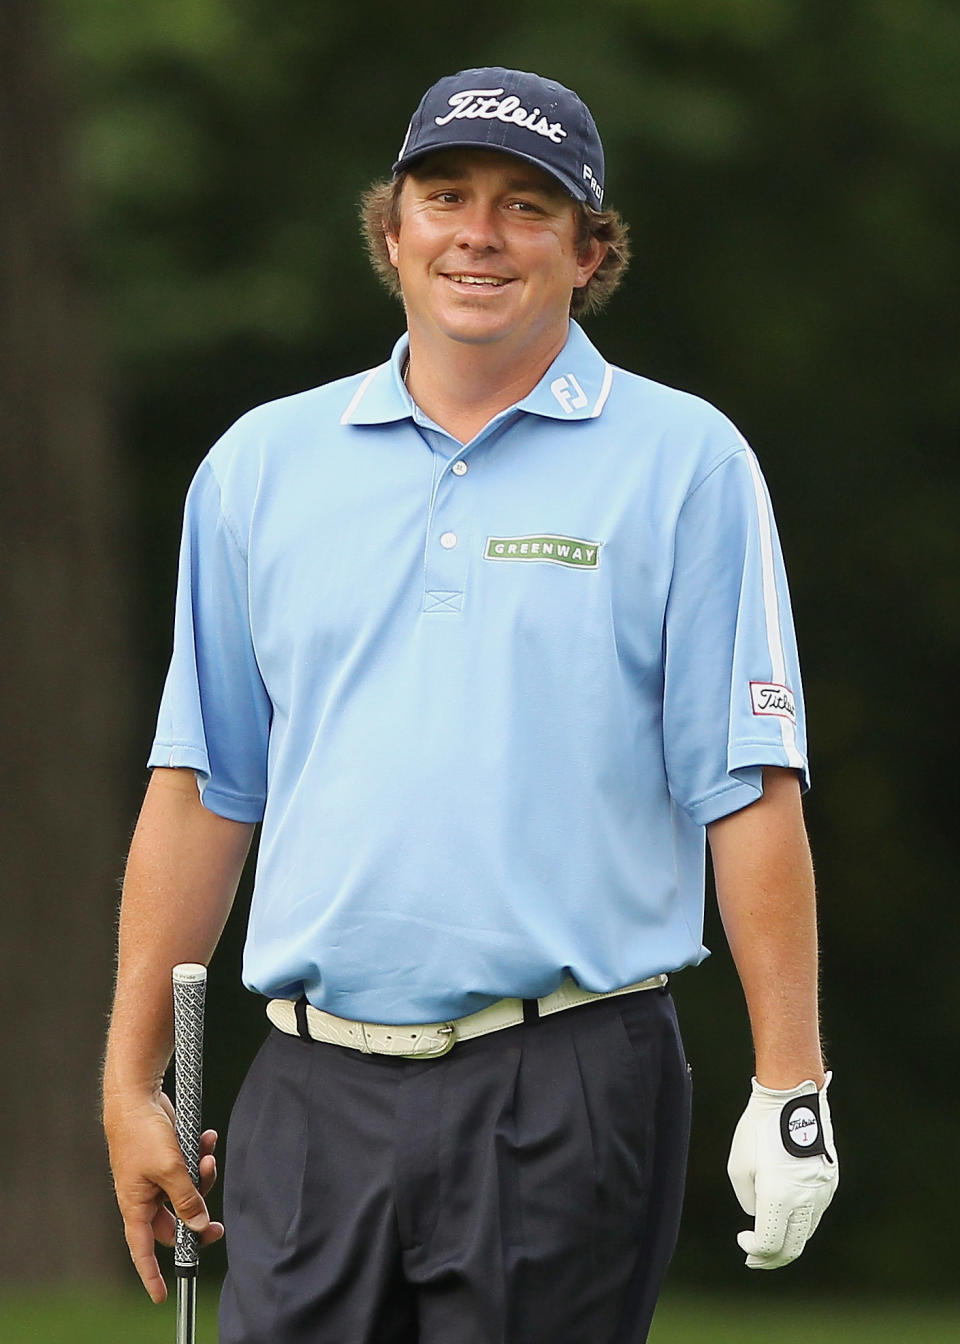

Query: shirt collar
[[339, 334, 412, 426], [515, 321, 614, 421], [340, 321, 613, 427]]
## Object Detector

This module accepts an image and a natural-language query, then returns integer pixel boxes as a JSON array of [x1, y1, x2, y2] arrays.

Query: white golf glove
[[727, 1071, 838, 1269]]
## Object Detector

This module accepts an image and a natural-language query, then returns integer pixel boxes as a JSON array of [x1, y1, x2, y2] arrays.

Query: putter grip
[[173, 963, 207, 1276]]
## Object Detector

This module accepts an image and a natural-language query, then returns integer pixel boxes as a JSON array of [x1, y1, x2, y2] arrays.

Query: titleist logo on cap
[[435, 88, 568, 145], [393, 67, 606, 206]]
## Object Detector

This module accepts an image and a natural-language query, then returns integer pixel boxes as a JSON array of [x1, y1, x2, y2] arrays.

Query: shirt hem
[[148, 743, 265, 822], [687, 778, 763, 826], [199, 787, 265, 823]]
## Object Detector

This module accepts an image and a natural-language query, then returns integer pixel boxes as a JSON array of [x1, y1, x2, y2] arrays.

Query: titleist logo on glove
[[780, 1093, 831, 1159]]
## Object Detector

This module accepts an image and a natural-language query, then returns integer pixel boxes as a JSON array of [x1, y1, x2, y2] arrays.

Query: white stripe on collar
[[339, 366, 382, 425], [591, 363, 614, 417]]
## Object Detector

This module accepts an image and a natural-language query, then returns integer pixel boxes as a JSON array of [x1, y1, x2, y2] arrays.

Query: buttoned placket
[[414, 408, 519, 615]]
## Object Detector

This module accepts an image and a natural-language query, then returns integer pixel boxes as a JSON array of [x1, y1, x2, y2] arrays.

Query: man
[[103, 67, 838, 1344]]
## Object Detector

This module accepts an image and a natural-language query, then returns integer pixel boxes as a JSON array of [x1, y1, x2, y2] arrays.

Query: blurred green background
[[3, 1290, 959, 1342], [3, 0, 958, 1334]]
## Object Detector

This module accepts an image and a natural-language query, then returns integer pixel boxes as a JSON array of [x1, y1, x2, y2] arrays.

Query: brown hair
[[359, 173, 631, 318]]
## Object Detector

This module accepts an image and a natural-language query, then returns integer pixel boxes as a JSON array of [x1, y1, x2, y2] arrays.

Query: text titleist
[[435, 88, 567, 145], [750, 681, 797, 724]]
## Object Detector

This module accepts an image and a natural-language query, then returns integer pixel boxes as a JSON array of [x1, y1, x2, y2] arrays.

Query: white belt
[[266, 973, 668, 1060]]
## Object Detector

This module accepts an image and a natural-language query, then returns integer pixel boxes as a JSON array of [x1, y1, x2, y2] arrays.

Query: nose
[[454, 200, 504, 252]]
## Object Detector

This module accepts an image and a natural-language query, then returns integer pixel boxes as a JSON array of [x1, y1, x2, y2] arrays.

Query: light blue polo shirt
[[150, 320, 808, 1024]]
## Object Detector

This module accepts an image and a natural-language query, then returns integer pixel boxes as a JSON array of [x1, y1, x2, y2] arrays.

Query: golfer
[[103, 66, 838, 1344]]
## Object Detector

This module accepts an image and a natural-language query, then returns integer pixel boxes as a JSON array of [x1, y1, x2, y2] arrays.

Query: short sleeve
[[148, 459, 271, 821], [662, 444, 809, 826]]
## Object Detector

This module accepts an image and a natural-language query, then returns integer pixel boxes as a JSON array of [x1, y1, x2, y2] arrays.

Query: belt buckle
[[410, 1023, 456, 1058], [375, 1022, 457, 1059]]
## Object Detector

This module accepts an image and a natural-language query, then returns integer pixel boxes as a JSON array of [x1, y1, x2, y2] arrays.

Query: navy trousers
[[219, 987, 691, 1344]]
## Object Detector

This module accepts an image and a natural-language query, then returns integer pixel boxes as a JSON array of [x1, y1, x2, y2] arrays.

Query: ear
[[567, 235, 605, 290], [385, 224, 400, 270], [573, 235, 608, 290]]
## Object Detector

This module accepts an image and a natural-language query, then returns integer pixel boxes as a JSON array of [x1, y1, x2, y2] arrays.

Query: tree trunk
[[0, 0, 132, 1282]]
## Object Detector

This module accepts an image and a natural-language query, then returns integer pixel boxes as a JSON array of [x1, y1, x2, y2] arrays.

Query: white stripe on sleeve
[[740, 438, 805, 769]]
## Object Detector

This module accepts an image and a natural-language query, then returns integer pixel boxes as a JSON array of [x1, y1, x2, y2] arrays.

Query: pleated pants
[[219, 985, 692, 1344]]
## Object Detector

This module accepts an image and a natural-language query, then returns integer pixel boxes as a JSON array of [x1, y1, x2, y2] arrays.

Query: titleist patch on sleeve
[[750, 682, 797, 724]]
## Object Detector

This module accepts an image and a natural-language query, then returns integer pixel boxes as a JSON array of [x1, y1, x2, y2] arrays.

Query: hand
[[104, 1089, 224, 1302], [727, 1071, 838, 1269]]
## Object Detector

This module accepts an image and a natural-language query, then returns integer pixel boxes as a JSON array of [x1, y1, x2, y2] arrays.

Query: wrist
[[753, 1050, 825, 1091], [754, 1067, 826, 1091], [751, 1068, 831, 1102], [101, 1062, 167, 1116]]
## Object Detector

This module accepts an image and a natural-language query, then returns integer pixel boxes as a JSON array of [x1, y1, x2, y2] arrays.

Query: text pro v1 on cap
[[393, 67, 606, 207]]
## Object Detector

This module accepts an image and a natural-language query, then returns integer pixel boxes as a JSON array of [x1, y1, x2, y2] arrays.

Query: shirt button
[[452, 460, 468, 476], [440, 531, 457, 549]]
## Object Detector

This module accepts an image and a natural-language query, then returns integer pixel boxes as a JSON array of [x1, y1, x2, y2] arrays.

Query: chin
[[435, 316, 516, 346]]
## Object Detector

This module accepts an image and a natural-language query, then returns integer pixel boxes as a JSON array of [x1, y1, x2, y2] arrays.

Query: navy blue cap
[[393, 67, 605, 207]]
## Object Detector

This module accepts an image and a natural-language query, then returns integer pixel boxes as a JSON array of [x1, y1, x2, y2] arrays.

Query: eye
[[508, 199, 541, 213], [430, 190, 462, 204]]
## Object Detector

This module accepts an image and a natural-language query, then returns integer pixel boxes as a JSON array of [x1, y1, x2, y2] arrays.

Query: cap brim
[[392, 142, 588, 203]]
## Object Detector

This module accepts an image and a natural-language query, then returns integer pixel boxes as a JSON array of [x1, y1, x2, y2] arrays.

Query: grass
[[652, 1294, 960, 1341], [0, 1290, 218, 1343], [1, 1289, 958, 1342]]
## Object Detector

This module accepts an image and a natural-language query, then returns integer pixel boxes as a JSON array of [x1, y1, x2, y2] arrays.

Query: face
[[384, 149, 605, 357]]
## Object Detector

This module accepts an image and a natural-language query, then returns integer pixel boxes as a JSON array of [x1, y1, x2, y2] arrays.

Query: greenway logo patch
[[484, 535, 601, 569]]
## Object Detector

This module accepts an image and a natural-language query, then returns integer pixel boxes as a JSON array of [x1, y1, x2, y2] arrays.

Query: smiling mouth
[[444, 274, 513, 288]]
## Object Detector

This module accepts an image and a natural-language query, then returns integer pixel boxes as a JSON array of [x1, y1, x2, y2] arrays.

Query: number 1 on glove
[[727, 1071, 838, 1269]]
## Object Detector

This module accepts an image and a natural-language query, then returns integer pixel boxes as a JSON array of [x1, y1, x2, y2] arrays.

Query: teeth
[[449, 275, 508, 286]]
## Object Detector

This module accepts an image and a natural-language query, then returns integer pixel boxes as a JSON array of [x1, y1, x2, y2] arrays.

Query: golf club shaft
[[176, 1276, 197, 1344]]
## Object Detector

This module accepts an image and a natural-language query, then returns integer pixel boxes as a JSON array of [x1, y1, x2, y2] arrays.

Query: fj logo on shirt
[[550, 374, 588, 414], [750, 681, 797, 724], [484, 535, 601, 568]]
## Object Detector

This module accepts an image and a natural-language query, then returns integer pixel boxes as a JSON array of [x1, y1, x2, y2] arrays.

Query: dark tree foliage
[[1, 0, 133, 1281], [41, 0, 960, 1293]]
